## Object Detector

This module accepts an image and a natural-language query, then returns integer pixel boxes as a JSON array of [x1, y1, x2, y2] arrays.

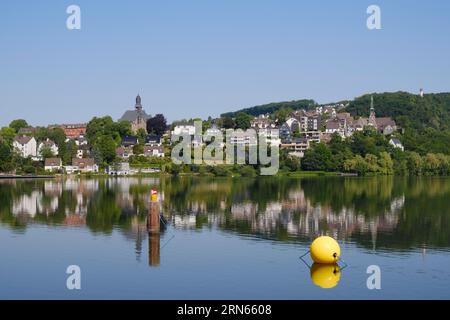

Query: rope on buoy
[[299, 236, 348, 270]]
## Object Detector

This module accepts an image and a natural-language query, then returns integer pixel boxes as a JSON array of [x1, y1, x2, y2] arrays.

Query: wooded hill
[[345, 91, 450, 131], [221, 99, 316, 118]]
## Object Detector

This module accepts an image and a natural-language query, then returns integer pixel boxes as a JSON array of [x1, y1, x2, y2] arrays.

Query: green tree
[[424, 153, 440, 175], [133, 144, 144, 155], [48, 128, 66, 147], [365, 154, 380, 173], [146, 114, 167, 136], [378, 152, 394, 175], [301, 143, 333, 171], [239, 165, 257, 177], [9, 119, 29, 133], [0, 127, 16, 145], [235, 113, 252, 130], [221, 117, 235, 129], [0, 140, 13, 172], [40, 146, 55, 159], [284, 155, 301, 172], [62, 140, 78, 165], [93, 135, 117, 165], [406, 152, 423, 175], [136, 128, 147, 144], [274, 108, 292, 124], [344, 155, 369, 176]]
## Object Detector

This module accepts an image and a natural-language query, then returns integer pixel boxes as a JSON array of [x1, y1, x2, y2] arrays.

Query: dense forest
[[345, 92, 450, 155], [221, 99, 316, 118], [345, 91, 450, 130]]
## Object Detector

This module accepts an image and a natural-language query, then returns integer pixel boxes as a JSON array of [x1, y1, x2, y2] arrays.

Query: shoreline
[[0, 175, 55, 180]]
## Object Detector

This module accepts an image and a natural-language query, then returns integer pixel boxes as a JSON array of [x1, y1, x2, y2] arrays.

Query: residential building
[[307, 115, 320, 131], [121, 136, 138, 147], [258, 128, 281, 145], [172, 125, 196, 136], [116, 146, 133, 159], [107, 162, 131, 175], [13, 136, 37, 158], [389, 138, 404, 151], [71, 158, 99, 173], [48, 124, 87, 139], [18, 127, 37, 135], [250, 114, 276, 129], [325, 119, 341, 134], [144, 145, 164, 157], [145, 134, 162, 146], [74, 136, 88, 146], [38, 139, 59, 157], [284, 110, 321, 133], [44, 158, 62, 172], [227, 130, 258, 146], [76, 149, 84, 159], [281, 137, 311, 158], [348, 96, 398, 136], [119, 95, 151, 134]]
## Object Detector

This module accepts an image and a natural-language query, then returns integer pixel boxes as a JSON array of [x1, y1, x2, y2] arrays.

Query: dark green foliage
[[221, 99, 316, 118], [345, 92, 450, 130], [147, 114, 167, 136], [234, 112, 252, 130], [9, 119, 29, 133], [301, 143, 333, 171], [85, 116, 133, 166]]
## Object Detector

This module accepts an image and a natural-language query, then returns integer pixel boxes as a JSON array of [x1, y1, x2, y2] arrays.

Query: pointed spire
[[135, 94, 142, 111], [369, 95, 377, 127]]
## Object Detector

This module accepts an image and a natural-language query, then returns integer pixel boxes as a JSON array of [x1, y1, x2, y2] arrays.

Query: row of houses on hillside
[[325, 96, 398, 138], [44, 158, 98, 173], [13, 137, 59, 160], [116, 134, 164, 160]]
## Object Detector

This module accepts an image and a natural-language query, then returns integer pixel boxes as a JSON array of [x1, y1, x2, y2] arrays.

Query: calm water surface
[[1, 176, 449, 299]]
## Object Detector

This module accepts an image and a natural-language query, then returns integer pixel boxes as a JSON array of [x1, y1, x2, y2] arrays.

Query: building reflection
[[1, 177, 450, 254]]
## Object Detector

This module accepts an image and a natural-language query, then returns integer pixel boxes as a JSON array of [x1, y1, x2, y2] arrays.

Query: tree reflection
[[1, 176, 450, 251]]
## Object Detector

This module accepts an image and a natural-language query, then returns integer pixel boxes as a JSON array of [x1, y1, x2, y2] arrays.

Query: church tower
[[369, 95, 377, 127], [135, 94, 143, 111], [119, 94, 150, 134]]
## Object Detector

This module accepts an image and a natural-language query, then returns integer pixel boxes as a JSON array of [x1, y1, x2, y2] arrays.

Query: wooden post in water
[[147, 189, 161, 267]]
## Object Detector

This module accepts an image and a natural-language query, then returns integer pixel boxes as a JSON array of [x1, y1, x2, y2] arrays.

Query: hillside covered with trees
[[345, 92, 450, 155], [221, 99, 316, 118]]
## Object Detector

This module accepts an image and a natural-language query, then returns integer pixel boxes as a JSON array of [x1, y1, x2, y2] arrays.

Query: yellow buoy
[[310, 263, 341, 289], [151, 188, 158, 202], [310, 236, 341, 264]]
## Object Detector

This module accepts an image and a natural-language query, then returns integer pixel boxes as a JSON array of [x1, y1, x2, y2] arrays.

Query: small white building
[[389, 138, 404, 152], [172, 125, 196, 136], [69, 158, 99, 173], [44, 158, 62, 172], [144, 145, 165, 157], [38, 139, 59, 157], [13, 136, 37, 158], [107, 162, 131, 175], [76, 149, 84, 159]]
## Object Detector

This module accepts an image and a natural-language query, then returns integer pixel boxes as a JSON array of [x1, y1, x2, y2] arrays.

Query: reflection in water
[[1, 176, 450, 261], [310, 263, 341, 289], [148, 201, 165, 267]]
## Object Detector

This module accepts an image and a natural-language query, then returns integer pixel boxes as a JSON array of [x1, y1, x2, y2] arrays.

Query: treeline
[[221, 99, 316, 118], [345, 91, 450, 130], [345, 92, 450, 155], [296, 130, 450, 176], [0, 120, 78, 174]]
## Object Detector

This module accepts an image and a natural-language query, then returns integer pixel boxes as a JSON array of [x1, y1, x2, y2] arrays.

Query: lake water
[[1, 176, 449, 299]]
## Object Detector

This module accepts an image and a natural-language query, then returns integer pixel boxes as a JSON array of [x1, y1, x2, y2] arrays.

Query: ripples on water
[[1, 176, 450, 299]]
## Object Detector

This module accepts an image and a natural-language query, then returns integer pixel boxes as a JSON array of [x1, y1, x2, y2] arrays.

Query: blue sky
[[1, 0, 450, 126]]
